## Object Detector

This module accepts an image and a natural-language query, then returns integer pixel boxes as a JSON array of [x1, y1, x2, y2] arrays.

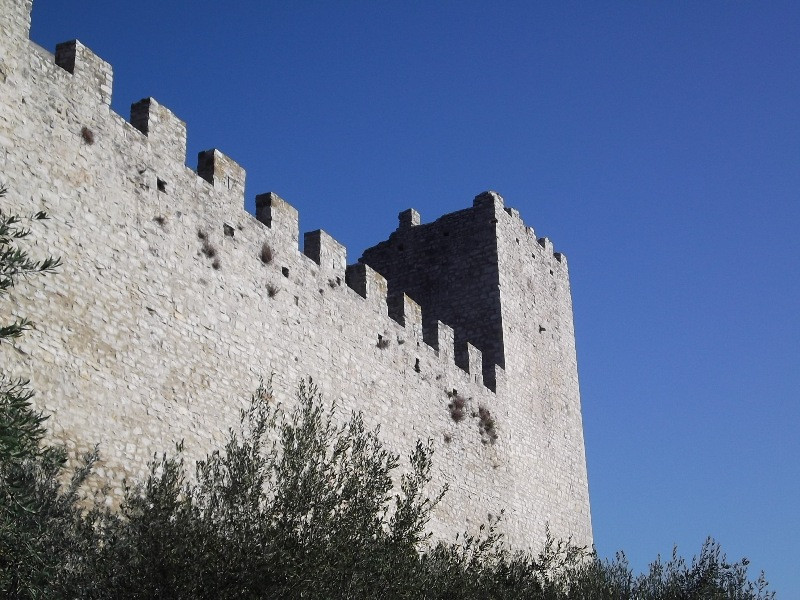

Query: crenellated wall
[[0, 0, 592, 549]]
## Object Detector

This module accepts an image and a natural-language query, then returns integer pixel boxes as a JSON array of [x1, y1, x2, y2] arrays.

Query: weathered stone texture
[[0, 0, 591, 549]]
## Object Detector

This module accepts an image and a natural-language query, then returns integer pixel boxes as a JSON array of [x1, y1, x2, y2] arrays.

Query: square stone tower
[[361, 191, 592, 544]]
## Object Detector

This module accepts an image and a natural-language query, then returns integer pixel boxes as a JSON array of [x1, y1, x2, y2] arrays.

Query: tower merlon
[[130, 98, 187, 165], [255, 192, 300, 250], [423, 320, 455, 362], [537, 236, 554, 254], [55, 40, 113, 106], [486, 364, 505, 393], [345, 263, 388, 316], [387, 293, 423, 344], [466, 343, 483, 387], [398, 208, 420, 229], [473, 190, 505, 210], [303, 229, 347, 278], [197, 149, 245, 206]]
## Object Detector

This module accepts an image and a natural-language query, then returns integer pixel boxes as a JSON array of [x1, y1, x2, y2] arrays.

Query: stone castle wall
[[0, 0, 592, 548]]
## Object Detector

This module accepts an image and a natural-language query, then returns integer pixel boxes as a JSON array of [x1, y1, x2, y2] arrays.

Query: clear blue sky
[[30, 1, 799, 595]]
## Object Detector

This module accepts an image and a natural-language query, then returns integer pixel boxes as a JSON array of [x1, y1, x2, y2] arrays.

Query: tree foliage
[[0, 184, 78, 599], [78, 379, 449, 599], [0, 377, 776, 599], [0, 184, 61, 471], [0, 185, 60, 345]]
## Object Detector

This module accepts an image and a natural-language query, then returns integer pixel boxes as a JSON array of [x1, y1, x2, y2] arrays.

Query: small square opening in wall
[[157, 178, 167, 193], [282, 267, 289, 278]]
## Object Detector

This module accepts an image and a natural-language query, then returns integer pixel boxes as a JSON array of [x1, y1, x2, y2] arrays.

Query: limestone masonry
[[0, 0, 592, 548]]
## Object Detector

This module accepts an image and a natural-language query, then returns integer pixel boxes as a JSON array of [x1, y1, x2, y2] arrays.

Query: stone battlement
[[0, 0, 592, 550]]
